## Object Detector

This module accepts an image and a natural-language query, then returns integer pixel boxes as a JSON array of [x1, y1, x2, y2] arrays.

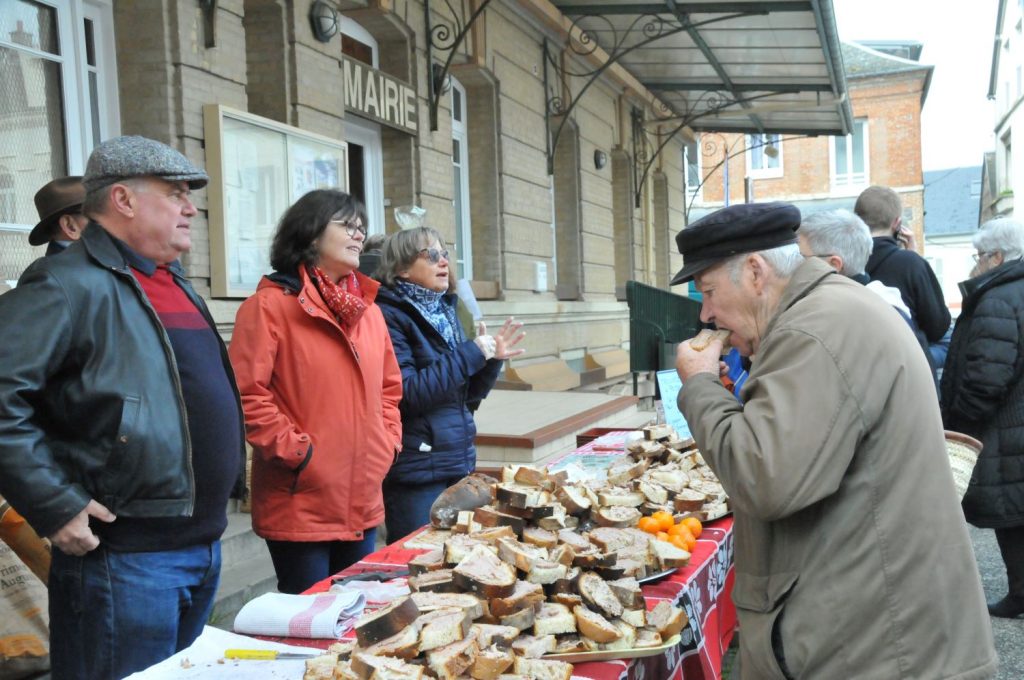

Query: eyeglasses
[[418, 247, 450, 264], [329, 220, 367, 238], [802, 252, 835, 260], [972, 251, 997, 263]]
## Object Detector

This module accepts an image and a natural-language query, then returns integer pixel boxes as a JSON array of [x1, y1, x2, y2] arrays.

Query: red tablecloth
[[264, 433, 737, 679], [269, 517, 734, 680]]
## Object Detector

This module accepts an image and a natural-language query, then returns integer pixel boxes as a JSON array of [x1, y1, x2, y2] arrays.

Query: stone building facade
[[1, 0, 700, 373]]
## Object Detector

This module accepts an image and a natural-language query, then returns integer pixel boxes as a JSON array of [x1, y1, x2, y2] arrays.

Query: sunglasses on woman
[[418, 247, 450, 264]]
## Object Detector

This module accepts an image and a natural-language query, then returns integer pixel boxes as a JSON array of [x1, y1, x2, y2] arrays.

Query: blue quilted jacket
[[375, 286, 501, 485]]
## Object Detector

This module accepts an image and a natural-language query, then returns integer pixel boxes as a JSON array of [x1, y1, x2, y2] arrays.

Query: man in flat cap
[[30, 176, 89, 256], [0, 136, 244, 679], [672, 202, 995, 680]]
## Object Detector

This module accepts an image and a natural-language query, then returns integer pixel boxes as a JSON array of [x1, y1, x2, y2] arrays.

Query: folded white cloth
[[330, 578, 410, 605], [233, 590, 365, 639]]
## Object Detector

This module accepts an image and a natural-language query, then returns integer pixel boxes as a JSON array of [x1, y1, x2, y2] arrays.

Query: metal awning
[[548, 0, 853, 136]]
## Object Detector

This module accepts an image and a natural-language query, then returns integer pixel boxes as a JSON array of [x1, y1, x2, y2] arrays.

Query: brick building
[[0, 0, 850, 381], [688, 40, 933, 251]]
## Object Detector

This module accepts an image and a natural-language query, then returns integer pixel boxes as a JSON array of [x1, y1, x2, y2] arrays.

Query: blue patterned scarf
[[395, 279, 459, 348]]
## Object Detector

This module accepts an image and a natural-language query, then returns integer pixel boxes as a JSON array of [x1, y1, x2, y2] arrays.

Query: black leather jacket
[[0, 224, 245, 538]]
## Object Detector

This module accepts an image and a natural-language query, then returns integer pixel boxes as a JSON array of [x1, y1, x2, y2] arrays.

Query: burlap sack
[[0, 541, 49, 679]]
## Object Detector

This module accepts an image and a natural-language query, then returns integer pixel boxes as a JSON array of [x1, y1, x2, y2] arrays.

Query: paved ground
[[721, 525, 1023, 679], [971, 524, 1024, 679]]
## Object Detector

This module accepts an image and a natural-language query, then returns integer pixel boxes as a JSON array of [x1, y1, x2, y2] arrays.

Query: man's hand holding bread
[[675, 329, 730, 382]]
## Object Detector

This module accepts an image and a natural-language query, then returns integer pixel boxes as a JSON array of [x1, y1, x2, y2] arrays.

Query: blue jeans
[[48, 541, 221, 680], [382, 479, 459, 544], [266, 530, 377, 594]]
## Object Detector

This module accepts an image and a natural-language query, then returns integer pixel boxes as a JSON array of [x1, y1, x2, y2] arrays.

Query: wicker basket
[[945, 431, 983, 501]]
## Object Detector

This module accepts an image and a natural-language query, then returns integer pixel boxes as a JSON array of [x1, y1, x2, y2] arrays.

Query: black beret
[[671, 202, 802, 285]]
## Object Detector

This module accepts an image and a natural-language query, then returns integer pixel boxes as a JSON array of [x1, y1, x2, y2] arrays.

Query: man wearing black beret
[[672, 202, 996, 679]]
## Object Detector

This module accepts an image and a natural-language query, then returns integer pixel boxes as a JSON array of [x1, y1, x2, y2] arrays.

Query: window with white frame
[[0, 0, 118, 230], [683, 138, 700, 197], [746, 133, 782, 178], [832, 118, 869, 189], [340, 15, 384, 235], [1002, 132, 1013, 191], [340, 15, 377, 68], [450, 76, 472, 280]]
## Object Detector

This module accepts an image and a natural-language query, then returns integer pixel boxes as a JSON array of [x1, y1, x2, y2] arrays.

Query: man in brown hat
[[0, 136, 244, 679], [30, 176, 88, 256], [671, 202, 996, 679]]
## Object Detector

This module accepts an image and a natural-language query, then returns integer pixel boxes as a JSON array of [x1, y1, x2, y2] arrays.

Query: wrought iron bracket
[[424, 0, 494, 131], [630, 90, 788, 208], [542, 9, 759, 184], [682, 133, 810, 220]]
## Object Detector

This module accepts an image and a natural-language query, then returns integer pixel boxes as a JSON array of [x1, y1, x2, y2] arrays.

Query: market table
[[269, 433, 738, 679], [278, 517, 735, 679]]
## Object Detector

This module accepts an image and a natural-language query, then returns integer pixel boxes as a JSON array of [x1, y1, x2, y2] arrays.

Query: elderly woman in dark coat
[[941, 217, 1024, 619], [375, 227, 525, 542]]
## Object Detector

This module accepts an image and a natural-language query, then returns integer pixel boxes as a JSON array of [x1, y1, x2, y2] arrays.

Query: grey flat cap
[[83, 135, 209, 193]]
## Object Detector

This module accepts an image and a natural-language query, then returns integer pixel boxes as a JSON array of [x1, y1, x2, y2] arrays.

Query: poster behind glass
[[214, 112, 348, 295], [222, 118, 289, 292], [290, 137, 344, 198]]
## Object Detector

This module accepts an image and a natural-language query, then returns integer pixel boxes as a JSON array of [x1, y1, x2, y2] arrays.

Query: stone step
[[220, 511, 267, 570], [210, 510, 277, 630], [210, 553, 278, 631]]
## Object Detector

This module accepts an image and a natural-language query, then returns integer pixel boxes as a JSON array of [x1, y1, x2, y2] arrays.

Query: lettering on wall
[[342, 56, 417, 135]]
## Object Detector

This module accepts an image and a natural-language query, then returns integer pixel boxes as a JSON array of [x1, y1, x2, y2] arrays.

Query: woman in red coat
[[229, 190, 402, 594]]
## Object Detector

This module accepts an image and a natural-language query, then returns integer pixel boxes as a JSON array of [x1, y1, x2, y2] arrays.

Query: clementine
[[682, 517, 703, 539]]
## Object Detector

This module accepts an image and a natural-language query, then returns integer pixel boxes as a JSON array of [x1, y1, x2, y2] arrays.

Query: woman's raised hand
[[477, 317, 526, 360]]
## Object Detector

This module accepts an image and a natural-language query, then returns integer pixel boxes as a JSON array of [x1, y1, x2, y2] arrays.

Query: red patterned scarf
[[306, 265, 367, 328]]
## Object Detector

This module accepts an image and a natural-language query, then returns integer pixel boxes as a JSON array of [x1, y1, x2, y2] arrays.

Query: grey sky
[[832, 0, 997, 171]]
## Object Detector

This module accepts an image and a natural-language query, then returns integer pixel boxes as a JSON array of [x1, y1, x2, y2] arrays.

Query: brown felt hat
[[31, 176, 85, 246]]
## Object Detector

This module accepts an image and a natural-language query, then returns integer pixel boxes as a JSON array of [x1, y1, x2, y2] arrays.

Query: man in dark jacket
[[0, 136, 244, 678], [941, 217, 1024, 619], [856, 185, 950, 379]]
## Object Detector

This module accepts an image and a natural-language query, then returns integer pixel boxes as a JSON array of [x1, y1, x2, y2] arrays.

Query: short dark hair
[[270, 189, 366, 274], [853, 185, 902, 234]]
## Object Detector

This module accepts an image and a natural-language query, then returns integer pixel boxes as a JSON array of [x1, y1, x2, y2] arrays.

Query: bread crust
[[688, 328, 731, 352]]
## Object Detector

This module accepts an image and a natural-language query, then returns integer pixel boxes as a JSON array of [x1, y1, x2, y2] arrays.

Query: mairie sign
[[342, 56, 417, 135]]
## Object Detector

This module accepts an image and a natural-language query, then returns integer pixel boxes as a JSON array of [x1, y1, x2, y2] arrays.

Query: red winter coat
[[229, 268, 402, 542]]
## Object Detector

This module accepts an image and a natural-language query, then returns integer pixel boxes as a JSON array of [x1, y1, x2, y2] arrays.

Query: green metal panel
[[626, 280, 703, 373]]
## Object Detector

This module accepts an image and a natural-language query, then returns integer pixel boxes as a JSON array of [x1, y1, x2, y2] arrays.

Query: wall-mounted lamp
[[310, 0, 339, 43], [594, 149, 608, 170], [764, 144, 780, 159]]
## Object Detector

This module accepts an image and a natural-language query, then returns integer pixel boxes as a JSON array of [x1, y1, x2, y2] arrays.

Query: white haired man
[[671, 202, 996, 679], [797, 208, 931, 366]]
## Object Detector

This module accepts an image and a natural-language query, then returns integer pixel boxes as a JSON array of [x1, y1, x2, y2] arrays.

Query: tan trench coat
[[679, 259, 997, 680]]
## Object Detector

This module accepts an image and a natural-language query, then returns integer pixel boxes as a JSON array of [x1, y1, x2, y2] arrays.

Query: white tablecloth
[[125, 625, 323, 679]]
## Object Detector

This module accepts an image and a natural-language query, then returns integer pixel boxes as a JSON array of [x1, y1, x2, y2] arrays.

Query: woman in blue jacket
[[376, 227, 524, 542]]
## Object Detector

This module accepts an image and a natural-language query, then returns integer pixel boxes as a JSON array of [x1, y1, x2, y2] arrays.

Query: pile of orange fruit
[[637, 510, 702, 552]]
